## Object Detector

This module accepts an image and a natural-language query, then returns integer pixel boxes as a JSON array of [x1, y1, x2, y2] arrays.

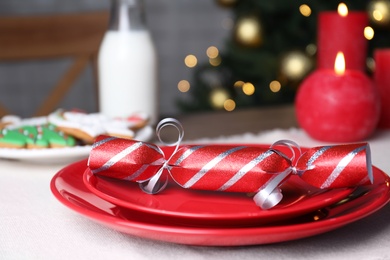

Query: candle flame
[[338, 3, 348, 17], [334, 52, 345, 75]]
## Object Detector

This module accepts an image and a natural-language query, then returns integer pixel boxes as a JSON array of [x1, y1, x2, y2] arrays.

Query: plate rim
[[50, 159, 390, 246], [82, 163, 354, 222]]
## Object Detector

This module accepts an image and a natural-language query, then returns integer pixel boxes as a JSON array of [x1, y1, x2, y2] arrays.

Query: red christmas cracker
[[296, 143, 372, 189], [88, 134, 373, 209], [88, 135, 164, 182]]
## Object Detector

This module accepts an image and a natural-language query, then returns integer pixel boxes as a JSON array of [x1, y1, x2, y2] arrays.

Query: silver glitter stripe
[[123, 158, 164, 181], [183, 146, 247, 188], [320, 145, 366, 189], [218, 149, 274, 191], [145, 143, 164, 155], [174, 145, 205, 165], [124, 164, 149, 181], [91, 141, 143, 174], [91, 136, 117, 149], [306, 146, 331, 168]]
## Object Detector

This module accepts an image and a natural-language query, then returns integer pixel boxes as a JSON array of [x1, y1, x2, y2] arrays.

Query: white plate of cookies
[[0, 110, 154, 164]]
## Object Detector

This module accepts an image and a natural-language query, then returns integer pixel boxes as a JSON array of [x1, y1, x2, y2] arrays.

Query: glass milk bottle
[[98, 0, 158, 123]]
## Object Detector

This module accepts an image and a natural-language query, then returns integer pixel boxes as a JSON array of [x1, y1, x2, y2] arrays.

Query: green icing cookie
[[0, 124, 76, 148], [0, 129, 32, 148]]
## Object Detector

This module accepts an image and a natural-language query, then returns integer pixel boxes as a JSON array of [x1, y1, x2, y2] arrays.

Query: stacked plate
[[50, 144, 390, 246]]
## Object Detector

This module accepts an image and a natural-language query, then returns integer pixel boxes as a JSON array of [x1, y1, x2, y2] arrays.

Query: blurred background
[[0, 0, 389, 118], [0, 0, 231, 118]]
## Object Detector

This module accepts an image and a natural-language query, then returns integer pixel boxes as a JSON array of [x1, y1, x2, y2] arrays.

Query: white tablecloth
[[1, 128, 389, 260]]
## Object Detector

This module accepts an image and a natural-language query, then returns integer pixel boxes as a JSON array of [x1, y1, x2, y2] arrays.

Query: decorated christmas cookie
[[0, 124, 76, 149], [116, 111, 150, 130], [47, 109, 146, 144], [0, 110, 150, 149], [0, 128, 31, 148], [0, 115, 21, 129], [22, 124, 76, 148]]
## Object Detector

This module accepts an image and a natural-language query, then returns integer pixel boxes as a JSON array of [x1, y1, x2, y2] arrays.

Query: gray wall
[[0, 0, 232, 118]]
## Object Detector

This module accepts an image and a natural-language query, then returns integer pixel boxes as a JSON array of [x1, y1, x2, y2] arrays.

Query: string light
[[209, 56, 222, 66], [364, 26, 375, 40], [368, 1, 390, 26], [269, 81, 281, 93], [366, 57, 375, 73], [242, 82, 255, 95], [299, 4, 312, 17], [184, 54, 197, 68], [210, 88, 229, 109], [374, 9, 384, 21], [177, 80, 190, 92], [280, 51, 312, 81], [306, 44, 317, 56], [370, 1, 390, 23], [234, 81, 245, 87], [235, 16, 262, 47], [224, 99, 236, 111], [207, 46, 219, 59]]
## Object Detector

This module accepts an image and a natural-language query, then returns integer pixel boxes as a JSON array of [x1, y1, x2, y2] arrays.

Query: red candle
[[318, 3, 368, 71], [295, 53, 380, 142], [374, 49, 390, 128]]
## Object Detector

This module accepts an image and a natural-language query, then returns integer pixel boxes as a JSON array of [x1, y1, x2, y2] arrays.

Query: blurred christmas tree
[[177, 0, 390, 112]]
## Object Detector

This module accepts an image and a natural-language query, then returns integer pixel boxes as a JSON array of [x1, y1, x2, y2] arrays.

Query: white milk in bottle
[[98, 0, 158, 123]]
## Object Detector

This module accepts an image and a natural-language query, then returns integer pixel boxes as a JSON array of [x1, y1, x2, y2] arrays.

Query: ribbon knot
[[252, 140, 303, 209], [138, 118, 184, 194]]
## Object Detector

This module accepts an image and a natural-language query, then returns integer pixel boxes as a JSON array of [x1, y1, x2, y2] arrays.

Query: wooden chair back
[[0, 11, 109, 117]]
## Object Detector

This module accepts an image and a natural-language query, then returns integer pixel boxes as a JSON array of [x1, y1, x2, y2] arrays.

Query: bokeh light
[[210, 88, 230, 109], [370, 1, 390, 24], [242, 82, 255, 95], [209, 56, 222, 66], [234, 80, 245, 87], [207, 46, 219, 59], [299, 4, 312, 17], [177, 80, 190, 92], [306, 44, 317, 56], [269, 80, 281, 93], [364, 26, 375, 40], [184, 54, 197, 68], [224, 99, 236, 111]]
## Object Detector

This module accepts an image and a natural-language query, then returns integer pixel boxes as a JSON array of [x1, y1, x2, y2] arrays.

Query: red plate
[[83, 166, 353, 227], [82, 145, 353, 226], [51, 159, 390, 246]]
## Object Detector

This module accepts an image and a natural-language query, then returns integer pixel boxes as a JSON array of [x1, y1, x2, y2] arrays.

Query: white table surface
[[1, 128, 389, 260]]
